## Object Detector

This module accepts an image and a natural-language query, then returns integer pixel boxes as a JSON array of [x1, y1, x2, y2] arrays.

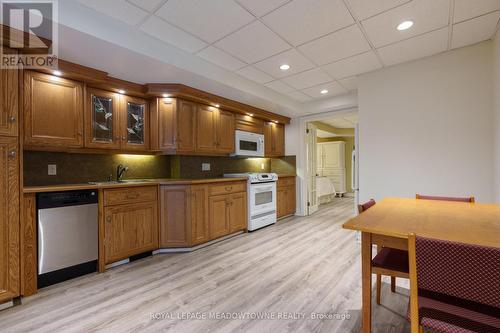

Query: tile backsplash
[[23, 151, 296, 186]]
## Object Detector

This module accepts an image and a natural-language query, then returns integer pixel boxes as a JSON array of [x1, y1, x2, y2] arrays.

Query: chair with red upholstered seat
[[408, 234, 500, 333], [416, 194, 475, 203], [358, 199, 409, 305]]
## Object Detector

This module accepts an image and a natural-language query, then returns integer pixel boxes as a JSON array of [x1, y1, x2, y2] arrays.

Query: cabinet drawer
[[277, 177, 295, 188], [209, 182, 246, 196], [104, 186, 157, 206]]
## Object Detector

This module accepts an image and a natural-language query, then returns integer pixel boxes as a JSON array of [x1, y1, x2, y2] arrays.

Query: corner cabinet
[[85, 88, 149, 151], [0, 136, 20, 303], [264, 122, 285, 157], [24, 71, 84, 147]]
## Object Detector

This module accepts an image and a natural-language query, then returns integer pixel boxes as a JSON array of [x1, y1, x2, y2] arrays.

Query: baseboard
[[0, 300, 14, 311], [156, 231, 245, 253]]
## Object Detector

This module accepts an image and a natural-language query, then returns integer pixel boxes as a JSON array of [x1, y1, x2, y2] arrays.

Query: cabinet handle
[[8, 116, 16, 123], [126, 192, 140, 199], [8, 150, 16, 158], [225, 186, 232, 192], [106, 216, 111, 223]]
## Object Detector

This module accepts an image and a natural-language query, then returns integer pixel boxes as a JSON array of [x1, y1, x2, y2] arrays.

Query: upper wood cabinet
[[235, 114, 264, 134], [0, 136, 20, 303], [196, 105, 235, 155], [0, 49, 18, 137], [121, 95, 149, 151], [24, 71, 84, 147], [151, 98, 196, 154], [264, 122, 285, 157], [196, 104, 218, 153]]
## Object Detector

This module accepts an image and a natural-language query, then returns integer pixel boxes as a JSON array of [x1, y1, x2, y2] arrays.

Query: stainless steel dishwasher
[[37, 190, 98, 288]]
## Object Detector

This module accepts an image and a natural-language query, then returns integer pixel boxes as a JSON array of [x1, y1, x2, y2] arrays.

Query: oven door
[[234, 131, 264, 157], [249, 182, 276, 217]]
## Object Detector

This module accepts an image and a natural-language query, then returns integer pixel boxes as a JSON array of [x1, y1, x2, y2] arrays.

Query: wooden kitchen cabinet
[[229, 192, 247, 233], [190, 185, 209, 245], [196, 104, 218, 153], [160, 185, 191, 247], [264, 122, 285, 157], [217, 109, 235, 153], [102, 186, 158, 265], [0, 136, 20, 303], [277, 176, 296, 219], [24, 71, 84, 147], [0, 49, 18, 137], [84, 87, 121, 149], [121, 95, 149, 151], [209, 194, 231, 239], [235, 114, 264, 134], [151, 98, 196, 154]]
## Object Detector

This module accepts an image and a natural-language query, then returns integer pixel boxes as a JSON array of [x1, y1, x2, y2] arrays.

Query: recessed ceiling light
[[162, 93, 169, 98], [118, 90, 125, 94], [320, 89, 328, 94], [397, 20, 414, 31], [53, 70, 62, 76], [215, 104, 220, 108], [247, 113, 254, 117], [273, 120, 278, 123], [280, 64, 290, 71]]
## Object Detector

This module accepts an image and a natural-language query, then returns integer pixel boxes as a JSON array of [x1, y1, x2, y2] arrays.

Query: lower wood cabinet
[[277, 176, 296, 219], [102, 186, 158, 265], [160, 181, 247, 248], [0, 136, 20, 303]]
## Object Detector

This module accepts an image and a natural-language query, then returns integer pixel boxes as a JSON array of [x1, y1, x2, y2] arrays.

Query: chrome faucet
[[116, 164, 129, 182]]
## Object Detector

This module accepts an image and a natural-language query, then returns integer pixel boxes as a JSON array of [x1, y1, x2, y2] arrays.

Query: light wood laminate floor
[[1, 198, 410, 333]]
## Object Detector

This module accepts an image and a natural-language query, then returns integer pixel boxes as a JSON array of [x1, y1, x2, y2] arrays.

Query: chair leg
[[391, 276, 396, 292], [376, 274, 381, 305]]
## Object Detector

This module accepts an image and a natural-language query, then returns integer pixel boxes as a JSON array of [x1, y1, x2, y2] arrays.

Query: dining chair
[[408, 234, 500, 333], [415, 194, 475, 203], [358, 199, 409, 305]]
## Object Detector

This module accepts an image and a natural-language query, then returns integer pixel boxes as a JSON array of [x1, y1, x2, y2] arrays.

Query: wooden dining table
[[342, 197, 500, 333]]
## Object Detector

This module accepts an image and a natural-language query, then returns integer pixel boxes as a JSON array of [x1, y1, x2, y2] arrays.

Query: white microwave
[[233, 130, 264, 157]]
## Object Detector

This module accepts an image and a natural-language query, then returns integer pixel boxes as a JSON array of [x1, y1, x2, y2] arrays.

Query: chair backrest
[[414, 236, 500, 308], [415, 194, 475, 203], [357, 199, 376, 214]]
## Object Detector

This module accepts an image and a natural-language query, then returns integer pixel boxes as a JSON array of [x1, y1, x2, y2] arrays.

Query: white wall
[[358, 42, 495, 203], [494, 33, 500, 203]]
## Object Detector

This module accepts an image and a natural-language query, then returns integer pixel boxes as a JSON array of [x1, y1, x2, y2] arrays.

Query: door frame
[[295, 107, 358, 216]]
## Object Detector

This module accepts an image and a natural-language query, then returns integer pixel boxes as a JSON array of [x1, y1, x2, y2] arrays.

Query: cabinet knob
[[225, 186, 232, 191], [122, 136, 126, 141], [106, 216, 111, 223], [8, 116, 16, 123], [8, 150, 16, 158]]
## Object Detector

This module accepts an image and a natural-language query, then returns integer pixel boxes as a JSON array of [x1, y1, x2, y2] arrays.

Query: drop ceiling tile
[[301, 81, 347, 98], [361, 0, 450, 48], [338, 76, 358, 91], [265, 80, 295, 94], [452, 11, 500, 49], [215, 21, 290, 63], [254, 49, 315, 78], [298, 25, 371, 66], [155, 0, 254, 43], [236, 66, 274, 83], [235, 0, 290, 17], [79, 0, 149, 26], [140, 16, 207, 53], [262, 0, 354, 46], [346, 0, 411, 20], [286, 91, 313, 102], [322, 51, 382, 79], [282, 68, 332, 90], [454, 0, 500, 23], [377, 27, 448, 66], [197, 46, 247, 71], [127, 0, 165, 13]]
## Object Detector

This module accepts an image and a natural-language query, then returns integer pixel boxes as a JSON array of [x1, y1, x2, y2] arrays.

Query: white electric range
[[224, 173, 278, 231]]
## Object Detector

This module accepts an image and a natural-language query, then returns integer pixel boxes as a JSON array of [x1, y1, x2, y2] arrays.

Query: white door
[[306, 123, 319, 215]]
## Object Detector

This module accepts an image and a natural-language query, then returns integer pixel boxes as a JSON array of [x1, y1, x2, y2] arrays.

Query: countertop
[[23, 177, 248, 193]]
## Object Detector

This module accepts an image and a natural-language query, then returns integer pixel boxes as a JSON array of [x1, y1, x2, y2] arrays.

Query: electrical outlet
[[202, 163, 211, 171], [48, 164, 57, 176], [261, 163, 265, 170]]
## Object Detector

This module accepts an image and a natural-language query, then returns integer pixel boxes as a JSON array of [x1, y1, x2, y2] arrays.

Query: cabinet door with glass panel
[[121, 95, 149, 151], [85, 87, 121, 149]]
